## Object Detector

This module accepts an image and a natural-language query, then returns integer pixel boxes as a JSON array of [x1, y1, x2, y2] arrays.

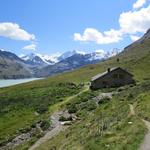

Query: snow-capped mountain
[[58, 50, 86, 61], [20, 49, 121, 69], [21, 53, 56, 66], [20, 50, 87, 67], [19, 48, 122, 78], [0, 48, 121, 79], [106, 48, 121, 57], [41, 53, 61, 64], [86, 50, 107, 61], [35, 49, 122, 77]]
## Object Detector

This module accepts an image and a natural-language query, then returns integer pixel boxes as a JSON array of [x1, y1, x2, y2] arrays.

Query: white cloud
[[119, 5, 150, 34], [0, 22, 35, 41], [133, 0, 146, 9], [74, 28, 102, 42], [74, 3, 150, 45], [23, 44, 36, 51], [130, 35, 141, 41], [74, 28, 122, 44]]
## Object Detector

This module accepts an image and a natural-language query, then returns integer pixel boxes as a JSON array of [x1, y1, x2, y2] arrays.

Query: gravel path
[[139, 120, 150, 150], [28, 87, 89, 150], [129, 104, 135, 115], [29, 111, 67, 150], [129, 104, 150, 150]]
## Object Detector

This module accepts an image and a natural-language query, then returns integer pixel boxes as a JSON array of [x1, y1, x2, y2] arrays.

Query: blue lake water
[[0, 78, 42, 88]]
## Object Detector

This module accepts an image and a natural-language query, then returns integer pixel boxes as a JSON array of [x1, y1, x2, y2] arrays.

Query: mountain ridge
[[34, 49, 121, 77], [0, 49, 121, 79], [0, 50, 32, 79]]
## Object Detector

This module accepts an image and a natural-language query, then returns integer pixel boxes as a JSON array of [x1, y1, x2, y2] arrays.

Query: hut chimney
[[107, 68, 111, 73]]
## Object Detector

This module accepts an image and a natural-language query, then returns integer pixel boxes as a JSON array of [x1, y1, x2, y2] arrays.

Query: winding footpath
[[139, 119, 150, 150], [129, 104, 150, 150], [29, 86, 89, 150], [29, 111, 67, 150]]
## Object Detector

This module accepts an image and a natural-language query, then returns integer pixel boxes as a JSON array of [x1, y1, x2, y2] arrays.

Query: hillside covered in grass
[[36, 82, 150, 150], [0, 29, 150, 149]]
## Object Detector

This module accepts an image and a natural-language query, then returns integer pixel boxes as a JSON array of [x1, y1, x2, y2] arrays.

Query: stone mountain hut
[[90, 67, 135, 90]]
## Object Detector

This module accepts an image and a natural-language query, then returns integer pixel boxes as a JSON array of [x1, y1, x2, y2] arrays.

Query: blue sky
[[0, 0, 150, 55]]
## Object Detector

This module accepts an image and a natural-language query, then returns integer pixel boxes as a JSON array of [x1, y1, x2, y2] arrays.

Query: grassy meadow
[[35, 83, 149, 150], [0, 82, 83, 146]]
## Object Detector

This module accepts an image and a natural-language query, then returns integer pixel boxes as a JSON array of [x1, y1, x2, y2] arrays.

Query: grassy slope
[[36, 86, 148, 150], [135, 92, 150, 121], [33, 38, 150, 149], [0, 82, 83, 146], [0, 37, 150, 149]]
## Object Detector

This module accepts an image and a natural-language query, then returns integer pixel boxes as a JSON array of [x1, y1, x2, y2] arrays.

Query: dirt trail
[[129, 104, 135, 115], [29, 111, 67, 150], [28, 87, 89, 150], [129, 104, 150, 150], [139, 119, 150, 150], [64, 86, 89, 102]]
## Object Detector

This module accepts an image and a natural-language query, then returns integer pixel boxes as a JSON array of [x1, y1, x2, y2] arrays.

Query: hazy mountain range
[[0, 48, 121, 79], [20, 49, 120, 66]]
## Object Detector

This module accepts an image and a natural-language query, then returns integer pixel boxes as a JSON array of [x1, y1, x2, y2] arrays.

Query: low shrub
[[86, 101, 97, 111], [127, 93, 134, 100], [36, 104, 48, 114], [68, 105, 78, 114], [59, 116, 72, 122], [40, 120, 50, 131], [98, 97, 110, 104]]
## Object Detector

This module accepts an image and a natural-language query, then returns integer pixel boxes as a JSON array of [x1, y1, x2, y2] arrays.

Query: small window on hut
[[119, 74, 124, 79], [112, 74, 118, 78], [112, 74, 124, 79], [102, 81, 107, 85]]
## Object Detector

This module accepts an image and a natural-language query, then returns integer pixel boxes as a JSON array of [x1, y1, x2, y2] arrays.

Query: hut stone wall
[[90, 68, 135, 89]]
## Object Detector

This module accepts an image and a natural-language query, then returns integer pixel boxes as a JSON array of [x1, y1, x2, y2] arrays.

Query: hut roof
[[91, 67, 133, 81]]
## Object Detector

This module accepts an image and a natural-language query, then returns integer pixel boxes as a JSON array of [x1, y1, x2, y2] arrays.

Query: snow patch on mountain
[[88, 49, 121, 61], [44, 52, 62, 63], [20, 49, 122, 67], [21, 53, 57, 65], [58, 50, 86, 61], [107, 48, 121, 57]]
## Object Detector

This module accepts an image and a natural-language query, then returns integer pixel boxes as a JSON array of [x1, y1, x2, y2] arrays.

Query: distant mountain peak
[[73, 50, 86, 55], [20, 48, 122, 68], [21, 53, 49, 66], [0, 49, 6, 52], [146, 28, 150, 34], [58, 50, 86, 61], [0, 50, 32, 79], [143, 28, 150, 39]]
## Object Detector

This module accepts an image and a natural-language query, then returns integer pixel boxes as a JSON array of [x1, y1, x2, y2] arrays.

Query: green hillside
[[36, 82, 150, 150], [0, 33, 150, 149]]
